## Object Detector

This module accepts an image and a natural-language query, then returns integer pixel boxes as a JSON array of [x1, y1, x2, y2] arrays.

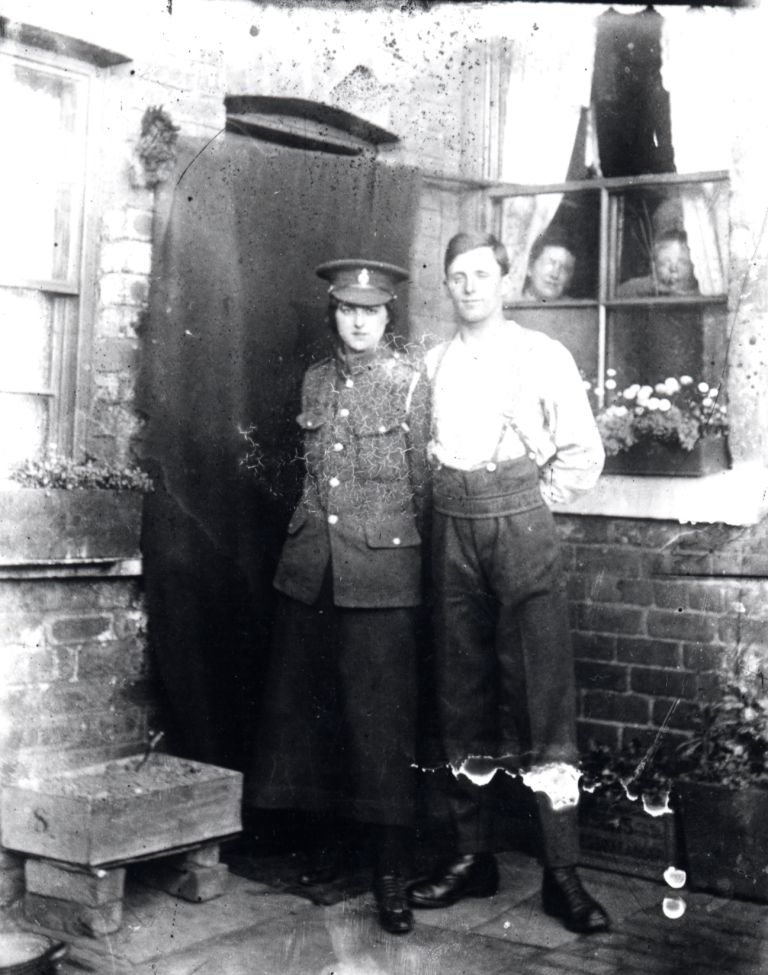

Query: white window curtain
[[662, 9, 735, 296], [499, 10, 596, 297]]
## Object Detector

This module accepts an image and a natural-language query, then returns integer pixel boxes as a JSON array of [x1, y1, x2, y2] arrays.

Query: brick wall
[[559, 514, 768, 755], [0, 572, 156, 904]]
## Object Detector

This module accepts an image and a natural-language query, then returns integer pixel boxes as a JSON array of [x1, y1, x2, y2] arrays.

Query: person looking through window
[[618, 230, 699, 297], [522, 233, 577, 302]]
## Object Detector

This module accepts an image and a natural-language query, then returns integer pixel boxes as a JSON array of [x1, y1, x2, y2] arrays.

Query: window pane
[[606, 305, 726, 389], [0, 59, 84, 282], [612, 182, 728, 298], [500, 190, 600, 301], [0, 288, 54, 390], [0, 393, 50, 470], [510, 306, 599, 393]]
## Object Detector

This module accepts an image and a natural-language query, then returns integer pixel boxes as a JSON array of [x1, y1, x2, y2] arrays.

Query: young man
[[408, 232, 609, 934]]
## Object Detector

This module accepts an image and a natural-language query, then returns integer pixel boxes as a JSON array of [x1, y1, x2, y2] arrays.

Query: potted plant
[[674, 668, 768, 901], [578, 738, 677, 879], [0, 453, 151, 564], [594, 372, 729, 476]]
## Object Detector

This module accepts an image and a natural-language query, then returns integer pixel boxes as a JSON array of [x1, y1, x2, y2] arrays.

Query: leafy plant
[[581, 737, 675, 812], [591, 372, 728, 456], [676, 677, 768, 790], [9, 453, 152, 492]]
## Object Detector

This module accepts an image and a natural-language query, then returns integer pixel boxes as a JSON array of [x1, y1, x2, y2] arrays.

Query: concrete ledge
[[553, 463, 768, 526]]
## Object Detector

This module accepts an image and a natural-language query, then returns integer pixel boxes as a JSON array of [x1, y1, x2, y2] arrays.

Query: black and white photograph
[[0, 1, 767, 972]]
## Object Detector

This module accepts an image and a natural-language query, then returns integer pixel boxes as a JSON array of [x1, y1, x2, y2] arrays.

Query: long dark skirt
[[247, 577, 418, 827]]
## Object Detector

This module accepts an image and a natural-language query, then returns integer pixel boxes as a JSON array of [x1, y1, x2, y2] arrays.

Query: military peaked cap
[[315, 259, 410, 306]]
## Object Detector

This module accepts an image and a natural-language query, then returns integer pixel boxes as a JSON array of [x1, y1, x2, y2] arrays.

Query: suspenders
[[431, 340, 536, 469]]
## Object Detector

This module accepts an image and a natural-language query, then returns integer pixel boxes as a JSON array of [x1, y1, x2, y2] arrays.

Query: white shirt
[[426, 321, 605, 506]]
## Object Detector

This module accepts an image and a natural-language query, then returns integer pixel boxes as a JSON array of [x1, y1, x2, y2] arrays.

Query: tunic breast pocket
[[354, 418, 410, 482], [297, 411, 327, 467]]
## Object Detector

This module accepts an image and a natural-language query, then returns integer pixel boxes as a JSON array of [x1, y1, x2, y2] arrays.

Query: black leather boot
[[407, 853, 499, 909], [374, 873, 413, 934], [542, 866, 610, 934]]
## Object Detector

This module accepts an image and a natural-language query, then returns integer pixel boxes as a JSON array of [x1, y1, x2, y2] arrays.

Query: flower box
[[675, 780, 768, 902], [603, 435, 729, 478], [0, 489, 143, 564]]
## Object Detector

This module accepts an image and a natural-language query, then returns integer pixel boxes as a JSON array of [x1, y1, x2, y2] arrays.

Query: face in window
[[524, 245, 576, 301], [652, 238, 696, 294], [334, 302, 389, 354], [445, 246, 507, 326]]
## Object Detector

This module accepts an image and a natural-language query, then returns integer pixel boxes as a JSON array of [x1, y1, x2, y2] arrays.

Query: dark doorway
[[137, 131, 420, 771]]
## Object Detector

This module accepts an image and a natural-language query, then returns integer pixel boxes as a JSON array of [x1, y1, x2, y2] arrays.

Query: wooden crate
[[1, 755, 242, 866], [578, 792, 676, 881]]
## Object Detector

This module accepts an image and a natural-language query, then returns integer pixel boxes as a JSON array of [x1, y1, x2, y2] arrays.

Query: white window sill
[[552, 463, 768, 526]]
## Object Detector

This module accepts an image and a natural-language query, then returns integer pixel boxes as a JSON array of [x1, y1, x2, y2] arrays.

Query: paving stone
[[30, 854, 768, 975]]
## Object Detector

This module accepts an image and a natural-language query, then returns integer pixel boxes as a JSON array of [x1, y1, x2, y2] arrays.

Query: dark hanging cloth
[[591, 7, 675, 178], [136, 133, 420, 769]]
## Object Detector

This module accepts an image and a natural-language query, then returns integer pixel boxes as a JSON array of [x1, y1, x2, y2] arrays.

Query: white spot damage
[[450, 756, 582, 810], [662, 895, 687, 919], [664, 866, 687, 889], [641, 790, 672, 817]]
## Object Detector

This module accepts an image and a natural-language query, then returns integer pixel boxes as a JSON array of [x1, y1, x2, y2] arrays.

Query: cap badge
[[357, 268, 370, 287]]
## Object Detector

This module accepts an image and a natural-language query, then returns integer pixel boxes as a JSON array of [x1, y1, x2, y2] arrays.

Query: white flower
[[647, 397, 662, 410], [623, 384, 640, 400], [605, 378, 617, 391], [698, 382, 710, 393], [607, 405, 629, 417], [654, 383, 667, 395], [709, 388, 719, 399], [637, 385, 654, 403], [606, 368, 617, 378], [657, 398, 672, 412], [702, 398, 713, 409], [680, 375, 694, 386], [664, 377, 680, 395], [582, 379, 592, 390]]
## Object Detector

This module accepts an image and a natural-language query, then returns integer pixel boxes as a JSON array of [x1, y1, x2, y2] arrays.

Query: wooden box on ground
[[1, 755, 242, 866], [578, 793, 676, 881], [676, 781, 768, 902]]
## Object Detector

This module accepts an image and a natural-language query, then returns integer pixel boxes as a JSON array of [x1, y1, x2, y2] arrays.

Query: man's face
[[445, 246, 507, 325]]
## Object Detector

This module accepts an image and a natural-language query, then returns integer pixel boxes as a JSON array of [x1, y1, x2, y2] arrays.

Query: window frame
[[481, 169, 768, 527], [0, 38, 100, 461], [489, 168, 729, 409]]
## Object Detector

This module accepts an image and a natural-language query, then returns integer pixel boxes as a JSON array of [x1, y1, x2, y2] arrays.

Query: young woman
[[248, 259, 429, 935]]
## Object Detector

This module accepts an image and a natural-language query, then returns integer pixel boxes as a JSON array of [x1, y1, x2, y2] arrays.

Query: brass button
[[327, 514, 339, 525], [392, 537, 401, 546]]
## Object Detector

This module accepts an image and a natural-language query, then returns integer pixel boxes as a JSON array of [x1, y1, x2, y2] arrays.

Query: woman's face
[[335, 302, 389, 353], [527, 245, 576, 301]]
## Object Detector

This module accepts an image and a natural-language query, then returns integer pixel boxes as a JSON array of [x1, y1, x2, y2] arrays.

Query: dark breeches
[[431, 457, 579, 865]]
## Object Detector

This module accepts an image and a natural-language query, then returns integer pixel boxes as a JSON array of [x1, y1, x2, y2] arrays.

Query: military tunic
[[273, 347, 428, 607], [248, 344, 429, 826]]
